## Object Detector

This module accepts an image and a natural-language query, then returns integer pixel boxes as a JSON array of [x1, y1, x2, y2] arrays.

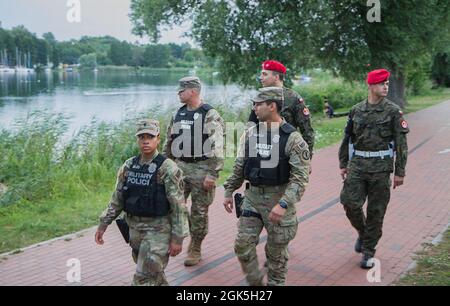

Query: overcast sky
[[0, 0, 192, 44]]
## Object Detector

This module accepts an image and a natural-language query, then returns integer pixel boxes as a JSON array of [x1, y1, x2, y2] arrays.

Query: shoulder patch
[[293, 138, 308, 155], [298, 97, 305, 104], [401, 120, 408, 129], [301, 150, 310, 161], [303, 107, 310, 116]]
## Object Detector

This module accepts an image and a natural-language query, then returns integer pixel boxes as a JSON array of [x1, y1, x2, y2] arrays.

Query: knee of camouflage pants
[[129, 228, 142, 264], [129, 227, 170, 286], [265, 223, 298, 286], [365, 200, 389, 245], [189, 185, 215, 240], [133, 252, 169, 286], [340, 176, 368, 237], [189, 202, 211, 241], [340, 176, 367, 209], [234, 216, 264, 286]]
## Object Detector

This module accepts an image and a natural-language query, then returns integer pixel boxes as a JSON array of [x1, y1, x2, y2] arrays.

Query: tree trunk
[[387, 70, 406, 108]]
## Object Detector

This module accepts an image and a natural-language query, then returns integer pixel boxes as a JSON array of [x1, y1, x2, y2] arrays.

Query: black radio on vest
[[171, 104, 214, 162], [123, 154, 170, 217], [243, 123, 295, 186]]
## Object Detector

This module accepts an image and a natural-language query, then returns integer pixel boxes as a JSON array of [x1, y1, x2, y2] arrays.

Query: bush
[[79, 53, 97, 68], [406, 55, 433, 96], [0, 110, 170, 207], [0, 111, 69, 205], [294, 77, 367, 113]]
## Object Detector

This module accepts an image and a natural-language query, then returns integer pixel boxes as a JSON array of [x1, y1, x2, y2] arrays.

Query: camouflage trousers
[[234, 185, 298, 286], [177, 161, 216, 242], [340, 170, 391, 257], [127, 215, 171, 286]]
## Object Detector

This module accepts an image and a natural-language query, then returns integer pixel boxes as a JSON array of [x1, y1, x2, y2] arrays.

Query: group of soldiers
[[94, 60, 409, 286]]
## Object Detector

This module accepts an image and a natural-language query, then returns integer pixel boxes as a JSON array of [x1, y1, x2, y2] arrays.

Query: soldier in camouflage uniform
[[338, 69, 409, 269], [224, 87, 310, 286], [248, 60, 315, 161], [164, 76, 225, 266], [95, 119, 189, 286]]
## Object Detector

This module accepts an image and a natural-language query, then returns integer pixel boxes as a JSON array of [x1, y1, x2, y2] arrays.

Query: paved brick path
[[1, 101, 449, 286]]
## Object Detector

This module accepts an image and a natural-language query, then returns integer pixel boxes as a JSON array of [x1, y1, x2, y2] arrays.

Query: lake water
[[0, 69, 255, 134]]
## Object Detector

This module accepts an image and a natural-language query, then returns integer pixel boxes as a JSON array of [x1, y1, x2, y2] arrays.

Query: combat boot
[[354, 237, 362, 253], [184, 238, 202, 266], [360, 253, 375, 269], [250, 274, 266, 286]]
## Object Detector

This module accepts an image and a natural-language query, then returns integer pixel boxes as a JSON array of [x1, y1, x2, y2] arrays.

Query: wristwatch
[[279, 200, 288, 209]]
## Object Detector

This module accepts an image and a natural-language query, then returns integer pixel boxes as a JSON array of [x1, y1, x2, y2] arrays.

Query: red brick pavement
[[1, 100, 449, 286]]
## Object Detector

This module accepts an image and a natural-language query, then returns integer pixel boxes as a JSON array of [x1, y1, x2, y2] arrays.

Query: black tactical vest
[[123, 154, 170, 217], [171, 104, 214, 162], [243, 123, 295, 186]]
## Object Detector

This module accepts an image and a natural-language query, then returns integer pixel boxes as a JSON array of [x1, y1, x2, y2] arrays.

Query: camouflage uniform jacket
[[224, 119, 310, 209], [99, 150, 189, 244], [249, 87, 315, 158], [163, 104, 225, 179], [338, 98, 409, 176]]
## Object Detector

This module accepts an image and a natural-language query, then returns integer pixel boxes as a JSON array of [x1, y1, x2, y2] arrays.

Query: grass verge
[[396, 227, 450, 286]]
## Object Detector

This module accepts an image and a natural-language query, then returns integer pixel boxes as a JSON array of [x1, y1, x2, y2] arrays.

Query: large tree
[[43, 32, 60, 66], [0, 28, 15, 65], [58, 40, 83, 65], [108, 40, 132, 66], [131, 0, 318, 86], [10, 26, 40, 66], [316, 0, 450, 106], [129, 45, 145, 67], [130, 0, 450, 107], [143, 44, 171, 67], [79, 53, 97, 68]]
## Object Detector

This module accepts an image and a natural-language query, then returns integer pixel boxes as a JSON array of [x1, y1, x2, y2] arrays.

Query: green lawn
[[396, 228, 450, 286], [0, 186, 112, 253], [1, 88, 450, 255], [405, 88, 450, 113]]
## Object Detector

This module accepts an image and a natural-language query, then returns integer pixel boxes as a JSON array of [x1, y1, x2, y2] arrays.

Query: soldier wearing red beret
[[338, 68, 409, 269], [248, 60, 315, 168]]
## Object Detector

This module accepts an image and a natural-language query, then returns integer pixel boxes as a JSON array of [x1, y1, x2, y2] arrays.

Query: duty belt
[[249, 184, 286, 194], [241, 210, 263, 221], [126, 213, 164, 220], [354, 149, 393, 159]]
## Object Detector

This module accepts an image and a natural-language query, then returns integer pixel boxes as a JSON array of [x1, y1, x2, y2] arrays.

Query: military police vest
[[171, 104, 214, 162], [243, 123, 295, 186], [123, 154, 170, 217]]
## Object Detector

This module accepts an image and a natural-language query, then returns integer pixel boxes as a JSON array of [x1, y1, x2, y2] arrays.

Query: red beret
[[367, 69, 391, 85], [262, 60, 287, 74]]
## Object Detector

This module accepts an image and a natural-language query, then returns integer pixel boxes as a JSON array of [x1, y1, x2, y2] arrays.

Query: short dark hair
[[264, 100, 282, 113], [273, 71, 285, 82]]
